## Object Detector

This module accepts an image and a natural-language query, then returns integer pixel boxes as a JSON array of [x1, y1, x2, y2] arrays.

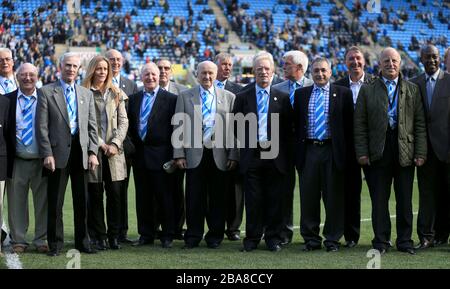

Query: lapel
[[215, 84, 225, 112], [53, 83, 70, 128], [431, 70, 445, 106], [75, 85, 86, 124], [104, 90, 116, 125], [119, 76, 127, 92], [147, 89, 162, 127], [134, 91, 144, 133], [329, 84, 336, 116], [418, 73, 428, 111], [11, 90, 18, 127], [190, 86, 202, 120], [302, 86, 314, 124], [247, 84, 257, 114]]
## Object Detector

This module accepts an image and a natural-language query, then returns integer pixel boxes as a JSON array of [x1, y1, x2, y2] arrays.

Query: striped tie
[[20, 95, 35, 146], [4, 79, 12, 93], [139, 91, 155, 141], [112, 77, 119, 88], [289, 81, 299, 107], [426, 77, 435, 109], [386, 80, 396, 128], [216, 81, 224, 89], [65, 86, 77, 135], [201, 90, 213, 141], [314, 87, 326, 140], [257, 89, 269, 142]]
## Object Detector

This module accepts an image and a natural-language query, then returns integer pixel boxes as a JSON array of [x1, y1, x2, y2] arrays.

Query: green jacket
[[354, 76, 427, 167]]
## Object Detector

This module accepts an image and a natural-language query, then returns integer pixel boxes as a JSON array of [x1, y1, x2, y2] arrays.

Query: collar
[[382, 76, 399, 86], [200, 85, 215, 96], [426, 69, 440, 81], [60, 79, 75, 92], [214, 79, 227, 87], [0, 75, 15, 83], [18, 88, 37, 99], [349, 72, 365, 85], [144, 86, 159, 96], [161, 82, 170, 91], [113, 75, 121, 85], [313, 82, 330, 92], [255, 84, 270, 96]]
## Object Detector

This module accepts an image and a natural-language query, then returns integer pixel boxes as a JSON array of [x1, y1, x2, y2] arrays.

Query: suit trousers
[[7, 157, 47, 247], [46, 135, 91, 251], [184, 148, 228, 246], [243, 156, 285, 249], [417, 146, 450, 243], [225, 169, 244, 236], [0, 181, 4, 252], [118, 158, 131, 239], [299, 143, 344, 248], [173, 169, 186, 235], [344, 159, 362, 243], [364, 128, 414, 251], [134, 166, 175, 242], [88, 154, 123, 241]]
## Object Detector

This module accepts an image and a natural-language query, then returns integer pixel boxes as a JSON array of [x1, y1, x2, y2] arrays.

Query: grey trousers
[[7, 158, 48, 248]]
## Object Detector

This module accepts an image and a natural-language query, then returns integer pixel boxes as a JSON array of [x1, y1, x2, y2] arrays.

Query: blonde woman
[[83, 55, 129, 250]]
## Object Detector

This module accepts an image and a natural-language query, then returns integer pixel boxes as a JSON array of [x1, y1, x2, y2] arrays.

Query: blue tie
[[314, 87, 326, 140], [216, 81, 224, 89], [112, 77, 119, 88], [139, 91, 155, 141], [65, 86, 77, 135], [289, 81, 299, 107], [4, 79, 12, 93], [20, 95, 35, 146], [426, 77, 435, 109], [201, 90, 213, 141], [386, 80, 397, 128], [257, 89, 269, 142]]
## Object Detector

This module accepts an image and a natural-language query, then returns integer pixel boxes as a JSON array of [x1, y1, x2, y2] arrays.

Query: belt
[[306, 139, 331, 146]]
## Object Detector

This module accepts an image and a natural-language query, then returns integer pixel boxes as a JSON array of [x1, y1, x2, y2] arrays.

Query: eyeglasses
[[0, 58, 13, 63]]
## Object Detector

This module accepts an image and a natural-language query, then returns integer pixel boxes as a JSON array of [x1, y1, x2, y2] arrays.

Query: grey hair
[[0, 47, 12, 57], [311, 57, 331, 68], [59, 52, 81, 67], [197, 60, 218, 73], [252, 51, 274, 69], [16, 62, 39, 76], [140, 62, 160, 77], [105, 49, 123, 59], [379, 47, 401, 62], [283, 50, 308, 72], [214, 52, 233, 65]]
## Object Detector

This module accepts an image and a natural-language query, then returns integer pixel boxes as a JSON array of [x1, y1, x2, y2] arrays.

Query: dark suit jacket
[[233, 83, 293, 174], [294, 84, 354, 171], [5, 90, 19, 178], [333, 73, 375, 90], [224, 80, 242, 95], [120, 76, 139, 97], [128, 88, 177, 171], [411, 70, 450, 162], [0, 93, 9, 180]]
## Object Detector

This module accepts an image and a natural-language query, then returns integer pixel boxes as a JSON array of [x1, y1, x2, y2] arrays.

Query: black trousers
[[299, 143, 344, 248], [88, 154, 122, 241], [364, 128, 414, 250], [184, 149, 228, 246], [47, 135, 90, 250], [225, 169, 244, 236], [118, 159, 131, 239], [173, 169, 186, 236], [343, 158, 362, 243], [134, 166, 175, 242], [417, 146, 450, 243], [243, 156, 285, 249]]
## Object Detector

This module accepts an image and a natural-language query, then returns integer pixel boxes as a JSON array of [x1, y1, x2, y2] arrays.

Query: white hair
[[252, 51, 274, 70], [59, 52, 81, 67], [283, 50, 308, 72]]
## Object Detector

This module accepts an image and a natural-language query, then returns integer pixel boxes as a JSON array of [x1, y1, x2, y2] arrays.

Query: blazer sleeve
[[173, 93, 186, 159], [110, 93, 129, 150], [412, 84, 427, 160], [353, 84, 369, 159], [226, 91, 239, 162], [36, 88, 53, 158], [87, 91, 99, 155]]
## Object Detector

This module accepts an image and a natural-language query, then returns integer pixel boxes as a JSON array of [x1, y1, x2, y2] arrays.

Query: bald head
[[105, 49, 123, 77], [140, 62, 160, 92], [197, 61, 217, 89], [420, 44, 440, 75], [380, 47, 401, 80]]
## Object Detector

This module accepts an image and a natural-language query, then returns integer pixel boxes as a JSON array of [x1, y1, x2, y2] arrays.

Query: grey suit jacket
[[36, 81, 98, 169], [411, 70, 450, 162], [120, 76, 139, 97], [167, 81, 188, 96], [173, 84, 238, 171], [272, 77, 314, 95]]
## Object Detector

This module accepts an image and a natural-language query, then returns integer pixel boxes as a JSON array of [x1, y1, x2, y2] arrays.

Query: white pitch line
[[4, 251, 23, 269]]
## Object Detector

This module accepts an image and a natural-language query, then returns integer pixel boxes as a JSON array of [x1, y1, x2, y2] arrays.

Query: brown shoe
[[12, 245, 26, 253], [36, 245, 49, 253]]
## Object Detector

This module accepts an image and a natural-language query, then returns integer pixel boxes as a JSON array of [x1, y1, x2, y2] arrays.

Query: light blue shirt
[[15, 89, 39, 158], [60, 79, 78, 133], [255, 84, 270, 142], [139, 86, 160, 136], [199, 85, 217, 121]]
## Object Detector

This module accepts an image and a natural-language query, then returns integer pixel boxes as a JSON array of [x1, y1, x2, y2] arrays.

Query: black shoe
[[415, 240, 433, 250], [280, 237, 291, 246], [375, 247, 387, 254], [302, 243, 322, 252], [109, 239, 121, 250], [161, 240, 173, 249], [398, 247, 416, 255], [433, 238, 449, 246], [326, 245, 339, 252], [132, 239, 154, 247], [76, 246, 97, 254], [268, 244, 282, 252], [47, 248, 60, 257], [118, 237, 133, 244], [344, 240, 357, 248], [207, 242, 220, 249], [96, 240, 108, 251], [227, 233, 240, 241]]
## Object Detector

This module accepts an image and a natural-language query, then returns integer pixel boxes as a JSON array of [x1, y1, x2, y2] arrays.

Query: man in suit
[[214, 52, 243, 241], [0, 88, 9, 256], [105, 48, 139, 244], [173, 61, 238, 249], [128, 62, 178, 248], [294, 58, 354, 252], [0, 48, 17, 95], [233, 52, 292, 252], [444, 47, 450, 73], [36, 52, 99, 256], [411, 44, 450, 249], [272, 50, 313, 245], [334, 46, 374, 248], [354, 47, 427, 255], [6, 63, 48, 254], [157, 58, 188, 240]]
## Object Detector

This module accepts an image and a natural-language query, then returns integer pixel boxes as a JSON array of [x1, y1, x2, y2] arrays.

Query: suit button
[[302, 139, 305, 142]]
